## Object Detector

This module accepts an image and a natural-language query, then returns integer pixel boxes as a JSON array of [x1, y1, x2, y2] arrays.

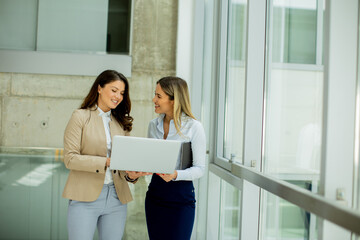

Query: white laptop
[[110, 135, 182, 174]]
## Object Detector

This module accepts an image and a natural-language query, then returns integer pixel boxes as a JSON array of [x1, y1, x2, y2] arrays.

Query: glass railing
[[0, 147, 68, 240], [0, 147, 150, 240], [261, 181, 317, 240]]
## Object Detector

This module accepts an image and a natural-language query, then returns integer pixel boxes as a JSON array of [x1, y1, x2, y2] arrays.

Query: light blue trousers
[[67, 183, 127, 240]]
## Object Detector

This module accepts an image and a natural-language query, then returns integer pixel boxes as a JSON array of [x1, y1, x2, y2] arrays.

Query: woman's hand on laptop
[[157, 170, 178, 182], [126, 171, 152, 180]]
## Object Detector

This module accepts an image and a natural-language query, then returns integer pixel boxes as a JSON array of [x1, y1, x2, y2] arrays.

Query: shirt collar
[[156, 114, 172, 134], [156, 113, 190, 135], [156, 114, 166, 125], [97, 106, 111, 119]]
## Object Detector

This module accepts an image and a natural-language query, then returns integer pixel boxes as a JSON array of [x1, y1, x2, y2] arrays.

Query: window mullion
[[240, 1, 267, 240]]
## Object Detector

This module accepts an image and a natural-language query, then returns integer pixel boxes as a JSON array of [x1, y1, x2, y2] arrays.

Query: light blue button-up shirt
[[147, 114, 206, 181]]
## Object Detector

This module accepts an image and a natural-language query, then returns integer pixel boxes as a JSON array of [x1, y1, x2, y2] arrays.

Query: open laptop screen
[[110, 135, 182, 174]]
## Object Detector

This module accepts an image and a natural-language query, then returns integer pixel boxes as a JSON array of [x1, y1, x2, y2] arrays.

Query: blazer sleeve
[[63, 110, 107, 173]]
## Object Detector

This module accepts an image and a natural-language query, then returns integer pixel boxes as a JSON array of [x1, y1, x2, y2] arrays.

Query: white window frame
[[196, 0, 360, 239], [319, 0, 359, 238], [214, 0, 231, 171]]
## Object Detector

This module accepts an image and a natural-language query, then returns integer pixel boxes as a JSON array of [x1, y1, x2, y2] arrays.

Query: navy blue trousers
[[145, 174, 196, 240]]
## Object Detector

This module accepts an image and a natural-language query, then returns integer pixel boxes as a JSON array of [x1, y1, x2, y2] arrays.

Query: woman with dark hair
[[62, 70, 142, 240]]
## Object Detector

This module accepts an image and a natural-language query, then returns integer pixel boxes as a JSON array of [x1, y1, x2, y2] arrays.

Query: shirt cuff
[[174, 170, 185, 181]]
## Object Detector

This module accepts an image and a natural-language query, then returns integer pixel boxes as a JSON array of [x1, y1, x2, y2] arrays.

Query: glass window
[[261, 190, 318, 240], [0, 148, 68, 239], [222, 0, 248, 163], [263, 0, 322, 184], [0, 147, 150, 239], [356, 9, 360, 239], [271, 0, 318, 64], [261, 0, 323, 238], [0, 0, 38, 51], [262, 189, 358, 240], [37, 0, 108, 53], [0, 0, 131, 54], [107, 0, 131, 53], [219, 179, 241, 240]]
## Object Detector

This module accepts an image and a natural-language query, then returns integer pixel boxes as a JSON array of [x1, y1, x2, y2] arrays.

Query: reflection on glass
[[264, 0, 322, 182], [0, 0, 38, 51], [107, 0, 131, 53], [0, 148, 149, 240], [262, 0, 323, 239], [37, 0, 109, 53], [223, 0, 248, 163], [0, 149, 68, 240], [0, 0, 131, 54], [219, 180, 241, 240], [272, 0, 318, 64], [356, 6, 360, 239], [261, 189, 318, 240]]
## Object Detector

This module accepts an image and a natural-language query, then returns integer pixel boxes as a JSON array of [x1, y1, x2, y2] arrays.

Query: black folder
[[179, 142, 193, 170]]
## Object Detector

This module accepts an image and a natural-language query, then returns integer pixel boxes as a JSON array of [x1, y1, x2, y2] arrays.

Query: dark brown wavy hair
[[80, 70, 133, 131]]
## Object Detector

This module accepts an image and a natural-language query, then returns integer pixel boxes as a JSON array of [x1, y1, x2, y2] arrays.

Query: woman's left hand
[[126, 171, 152, 180], [157, 170, 177, 182]]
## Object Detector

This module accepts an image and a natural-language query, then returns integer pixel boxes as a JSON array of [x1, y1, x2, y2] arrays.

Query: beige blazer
[[62, 107, 133, 204]]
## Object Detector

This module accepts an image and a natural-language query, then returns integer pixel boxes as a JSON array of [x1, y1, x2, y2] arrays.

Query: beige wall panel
[[2, 97, 82, 147], [132, 0, 177, 71], [150, 70, 177, 88], [11, 73, 94, 99], [129, 71, 175, 101], [153, 0, 177, 71], [0, 97, 2, 146], [129, 72, 154, 101], [130, 100, 156, 137], [0, 73, 11, 96], [125, 175, 151, 240], [132, 0, 157, 71]]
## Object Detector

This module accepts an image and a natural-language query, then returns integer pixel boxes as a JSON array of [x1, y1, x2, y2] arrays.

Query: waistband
[[103, 182, 114, 187]]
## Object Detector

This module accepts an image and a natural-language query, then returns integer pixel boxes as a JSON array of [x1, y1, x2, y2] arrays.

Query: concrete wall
[[0, 0, 178, 148], [125, 2, 178, 238], [131, 0, 178, 139]]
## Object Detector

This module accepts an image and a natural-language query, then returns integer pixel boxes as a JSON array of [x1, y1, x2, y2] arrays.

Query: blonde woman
[[145, 77, 206, 240]]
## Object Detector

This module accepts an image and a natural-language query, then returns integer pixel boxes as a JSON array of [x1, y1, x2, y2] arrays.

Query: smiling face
[[153, 83, 174, 117], [97, 80, 125, 112]]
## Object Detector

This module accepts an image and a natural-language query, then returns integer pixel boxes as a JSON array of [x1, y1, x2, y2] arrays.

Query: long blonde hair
[[157, 77, 195, 134]]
